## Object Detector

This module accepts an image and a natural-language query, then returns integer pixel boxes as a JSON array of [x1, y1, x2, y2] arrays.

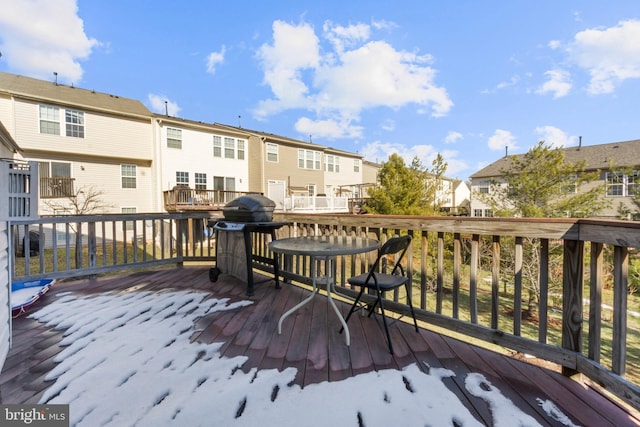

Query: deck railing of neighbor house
[[39, 177, 75, 199], [9, 211, 640, 409], [163, 188, 259, 211]]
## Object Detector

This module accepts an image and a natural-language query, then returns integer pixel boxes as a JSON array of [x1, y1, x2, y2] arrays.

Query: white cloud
[[323, 21, 371, 54], [488, 129, 517, 151], [534, 125, 576, 148], [294, 116, 363, 139], [567, 19, 640, 94], [360, 140, 469, 176], [0, 0, 98, 84], [148, 93, 181, 116], [536, 69, 572, 98], [548, 40, 561, 50], [254, 19, 452, 137], [254, 20, 320, 118], [445, 131, 463, 144], [206, 46, 226, 74], [380, 119, 395, 132]]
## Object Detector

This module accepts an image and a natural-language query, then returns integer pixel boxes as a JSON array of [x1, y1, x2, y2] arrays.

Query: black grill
[[222, 194, 275, 223], [209, 195, 286, 296]]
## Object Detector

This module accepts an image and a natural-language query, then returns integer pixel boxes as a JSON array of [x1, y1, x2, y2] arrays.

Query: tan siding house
[[469, 139, 640, 219], [0, 72, 155, 215]]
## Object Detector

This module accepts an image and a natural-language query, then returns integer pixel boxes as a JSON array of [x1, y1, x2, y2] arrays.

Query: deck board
[[2, 266, 639, 426]]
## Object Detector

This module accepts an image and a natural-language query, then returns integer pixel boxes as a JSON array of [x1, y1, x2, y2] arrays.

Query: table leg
[[325, 256, 350, 346], [278, 257, 318, 334]]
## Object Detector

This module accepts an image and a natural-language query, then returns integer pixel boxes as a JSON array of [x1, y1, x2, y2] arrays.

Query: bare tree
[[44, 185, 113, 268]]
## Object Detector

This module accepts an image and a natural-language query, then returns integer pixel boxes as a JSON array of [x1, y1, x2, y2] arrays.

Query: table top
[[269, 235, 379, 257]]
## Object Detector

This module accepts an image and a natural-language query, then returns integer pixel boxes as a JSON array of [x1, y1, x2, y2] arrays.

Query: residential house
[[0, 71, 375, 216], [469, 139, 640, 219], [216, 124, 364, 212], [0, 72, 155, 216], [151, 115, 250, 211], [436, 178, 470, 216]]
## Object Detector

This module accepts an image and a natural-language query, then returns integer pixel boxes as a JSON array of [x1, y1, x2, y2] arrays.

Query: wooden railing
[[9, 212, 640, 409], [39, 177, 75, 199], [162, 189, 259, 211], [272, 213, 640, 410]]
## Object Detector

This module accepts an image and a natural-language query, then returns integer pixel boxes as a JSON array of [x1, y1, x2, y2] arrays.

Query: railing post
[[88, 221, 97, 276], [562, 238, 584, 376]]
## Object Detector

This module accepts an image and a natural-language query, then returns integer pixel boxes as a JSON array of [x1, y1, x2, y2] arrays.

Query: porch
[[3, 265, 638, 426], [5, 211, 640, 424]]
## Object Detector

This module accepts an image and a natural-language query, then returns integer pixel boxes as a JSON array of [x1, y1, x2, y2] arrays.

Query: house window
[[473, 209, 483, 217], [39, 105, 60, 135], [606, 171, 640, 197], [122, 207, 137, 231], [213, 176, 236, 191], [176, 171, 189, 186], [65, 109, 85, 138], [121, 164, 137, 189], [562, 174, 578, 194], [325, 155, 340, 173], [195, 173, 207, 190], [224, 137, 235, 159], [39, 105, 85, 137], [266, 143, 278, 162], [298, 149, 321, 170], [167, 128, 182, 149], [213, 135, 222, 157], [484, 209, 493, 218], [353, 159, 360, 173], [237, 140, 245, 160], [478, 180, 490, 194], [38, 161, 73, 198], [629, 171, 640, 196]]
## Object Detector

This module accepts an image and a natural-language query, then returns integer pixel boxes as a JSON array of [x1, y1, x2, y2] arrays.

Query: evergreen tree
[[366, 153, 434, 215], [480, 141, 609, 218]]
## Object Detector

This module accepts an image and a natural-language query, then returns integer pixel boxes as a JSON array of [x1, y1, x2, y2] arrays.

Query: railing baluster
[[612, 245, 628, 376], [491, 235, 500, 330], [514, 236, 523, 336]]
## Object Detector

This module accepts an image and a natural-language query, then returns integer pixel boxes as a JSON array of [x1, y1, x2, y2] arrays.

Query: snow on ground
[[28, 289, 580, 426]]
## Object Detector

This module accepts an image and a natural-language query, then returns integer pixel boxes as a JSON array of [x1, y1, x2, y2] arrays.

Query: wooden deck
[[2, 266, 639, 426]]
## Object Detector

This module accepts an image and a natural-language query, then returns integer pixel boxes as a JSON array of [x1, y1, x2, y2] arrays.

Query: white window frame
[[224, 137, 235, 159], [121, 164, 137, 189], [176, 171, 189, 187], [213, 135, 222, 157], [325, 155, 340, 173], [478, 180, 490, 194], [195, 172, 207, 190], [122, 207, 137, 231], [39, 105, 60, 135], [353, 159, 360, 173], [606, 171, 639, 197], [65, 109, 85, 138], [266, 143, 279, 162], [167, 128, 182, 149], [298, 149, 321, 170], [237, 140, 245, 160], [39, 104, 85, 138]]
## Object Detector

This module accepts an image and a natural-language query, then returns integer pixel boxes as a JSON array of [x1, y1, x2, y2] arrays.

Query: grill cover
[[223, 194, 275, 222]]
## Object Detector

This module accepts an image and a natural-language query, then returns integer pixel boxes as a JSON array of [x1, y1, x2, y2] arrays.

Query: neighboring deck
[[2, 266, 639, 426]]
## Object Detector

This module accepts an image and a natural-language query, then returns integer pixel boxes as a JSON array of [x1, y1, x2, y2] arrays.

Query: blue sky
[[0, 1, 639, 180]]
